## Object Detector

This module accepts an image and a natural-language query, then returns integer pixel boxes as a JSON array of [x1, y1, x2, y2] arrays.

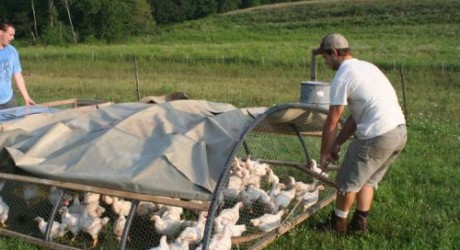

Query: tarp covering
[[0, 100, 266, 201]]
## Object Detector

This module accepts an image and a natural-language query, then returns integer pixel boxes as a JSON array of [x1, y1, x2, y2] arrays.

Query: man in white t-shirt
[[313, 34, 407, 235]]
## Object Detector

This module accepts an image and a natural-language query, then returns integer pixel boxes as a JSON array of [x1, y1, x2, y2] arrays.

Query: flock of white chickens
[[149, 156, 327, 250], [0, 181, 141, 248], [32, 191, 133, 248], [0, 156, 328, 250]]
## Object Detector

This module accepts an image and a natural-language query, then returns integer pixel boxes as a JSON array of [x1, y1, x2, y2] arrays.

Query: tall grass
[[4, 0, 460, 249]]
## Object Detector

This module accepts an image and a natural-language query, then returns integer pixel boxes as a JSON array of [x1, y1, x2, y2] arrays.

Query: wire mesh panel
[[1, 180, 56, 239], [0, 174, 211, 250], [0, 180, 120, 249], [202, 103, 340, 250], [128, 200, 208, 250]]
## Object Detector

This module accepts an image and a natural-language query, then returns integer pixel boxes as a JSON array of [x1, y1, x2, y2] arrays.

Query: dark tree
[[217, 0, 242, 13]]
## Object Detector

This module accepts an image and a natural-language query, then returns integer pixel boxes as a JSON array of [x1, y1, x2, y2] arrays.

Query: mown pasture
[[1, 0, 459, 249]]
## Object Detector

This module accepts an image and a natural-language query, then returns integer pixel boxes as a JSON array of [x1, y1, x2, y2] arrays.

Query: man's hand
[[320, 154, 332, 172], [24, 98, 36, 106], [330, 143, 341, 161], [321, 144, 341, 171]]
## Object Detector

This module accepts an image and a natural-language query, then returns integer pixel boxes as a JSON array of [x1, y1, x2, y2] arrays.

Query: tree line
[[0, 0, 301, 44]]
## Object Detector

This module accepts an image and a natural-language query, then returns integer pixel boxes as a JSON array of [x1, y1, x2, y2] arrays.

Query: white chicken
[[48, 186, 72, 207], [265, 168, 280, 185], [207, 224, 233, 250], [239, 185, 262, 208], [273, 177, 296, 213], [82, 202, 106, 218], [229, 224, 246, 237], [137, 201, 158, 217], [301, 185, 325, 211], [250, 210, 285, 232], [222, 175, 244, 200], [150, 215, 187, 237], [161, 205, 183, 222], [310, 159, 328, 178], [59, 206, 81, 241], [169, 239, 189, 250], [239, 185, 274, 213], [23, 184, 39, 206], [114, 215, 127, 243], [268, 182, 286, 201], [230, 157, 248, 178], [214, 201, 243, 234], [79, 211, 110, 248], [111, 197, 132, 217], [176, 211, 207, 244], [241, 172, 261, 189], [0, 196, 9, 227], [34, 216, 66, 239], [294, 181, 313, 198], [243, 156, 268, 177], [101, 194, 114, 205], [83, 192, 101, 204], [68, 193, 82, 214], [149, 235, 169, 250]]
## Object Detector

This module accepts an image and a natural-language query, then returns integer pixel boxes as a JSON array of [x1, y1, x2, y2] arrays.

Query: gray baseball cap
[[313, 33, 349, 55]]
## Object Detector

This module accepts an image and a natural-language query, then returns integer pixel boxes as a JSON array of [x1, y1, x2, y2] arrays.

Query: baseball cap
[[312, 33, 349, 55]]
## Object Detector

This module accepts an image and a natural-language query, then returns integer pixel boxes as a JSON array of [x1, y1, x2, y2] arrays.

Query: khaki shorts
[[336, 124, 407, 193]]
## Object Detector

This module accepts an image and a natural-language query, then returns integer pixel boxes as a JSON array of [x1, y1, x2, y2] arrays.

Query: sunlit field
[[3, 0, 459, 249]]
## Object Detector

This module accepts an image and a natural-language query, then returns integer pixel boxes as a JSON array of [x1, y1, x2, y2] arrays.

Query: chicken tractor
[[0, 99, 343, 250]]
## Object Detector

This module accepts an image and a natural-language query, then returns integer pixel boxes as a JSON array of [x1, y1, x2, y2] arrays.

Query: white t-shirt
[[330, 58, 405, 139]]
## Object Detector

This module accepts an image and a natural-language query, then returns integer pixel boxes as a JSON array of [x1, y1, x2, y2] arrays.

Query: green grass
[[3, 0, 460, 249]]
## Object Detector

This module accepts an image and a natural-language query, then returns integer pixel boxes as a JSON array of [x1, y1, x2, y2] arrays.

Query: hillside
[[21, 0, 459, 71], [151, 0, 459, 69]]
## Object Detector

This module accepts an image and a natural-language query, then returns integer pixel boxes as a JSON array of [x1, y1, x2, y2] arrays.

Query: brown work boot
[[349, 213, 369, 234], [330, 212, 348, 236]]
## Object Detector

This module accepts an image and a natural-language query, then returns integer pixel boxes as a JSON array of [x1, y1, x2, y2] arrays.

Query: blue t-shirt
[[0, 45, 22, 104]]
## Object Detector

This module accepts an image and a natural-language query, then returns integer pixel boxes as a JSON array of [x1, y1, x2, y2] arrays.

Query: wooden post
[[399, 64, 408, 123], [310, 53, 317, 81], [134, 57, 141, 101]]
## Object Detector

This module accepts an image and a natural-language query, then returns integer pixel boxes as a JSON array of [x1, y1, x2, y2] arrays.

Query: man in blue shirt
[[0, 20, 35, 109]]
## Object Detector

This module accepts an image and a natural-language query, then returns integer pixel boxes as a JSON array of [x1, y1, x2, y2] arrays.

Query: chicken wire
[[202, 103, 341, 250], [0, 174, 211, 250], [0, 102, 341, 250]]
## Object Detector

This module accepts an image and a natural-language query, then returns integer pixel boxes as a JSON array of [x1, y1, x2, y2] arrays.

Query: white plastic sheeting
[[0, 100, 265, 201]]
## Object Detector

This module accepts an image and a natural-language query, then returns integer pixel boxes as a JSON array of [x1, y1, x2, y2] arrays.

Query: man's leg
[[335, 190, 357, 213], [330, 190, 356, 235], [349, 185, 373, 234], [357, 185, 373, 211]]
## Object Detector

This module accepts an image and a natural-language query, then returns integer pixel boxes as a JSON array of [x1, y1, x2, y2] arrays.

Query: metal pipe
[[310, 53, 317, 81], [288, 123, 311, 162], [45, 188, 64, 242], [119, 200, 139, 250]]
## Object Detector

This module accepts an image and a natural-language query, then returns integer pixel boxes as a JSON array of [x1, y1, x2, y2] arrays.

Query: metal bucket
[[300, 81, 330, 109]]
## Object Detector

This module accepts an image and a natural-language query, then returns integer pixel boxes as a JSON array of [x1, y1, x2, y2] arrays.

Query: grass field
[[2, 0, 459, 249]]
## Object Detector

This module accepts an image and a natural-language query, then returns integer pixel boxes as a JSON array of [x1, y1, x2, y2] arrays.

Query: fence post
[[134, 57, 141, 102], [399, 64, 408, 124]]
